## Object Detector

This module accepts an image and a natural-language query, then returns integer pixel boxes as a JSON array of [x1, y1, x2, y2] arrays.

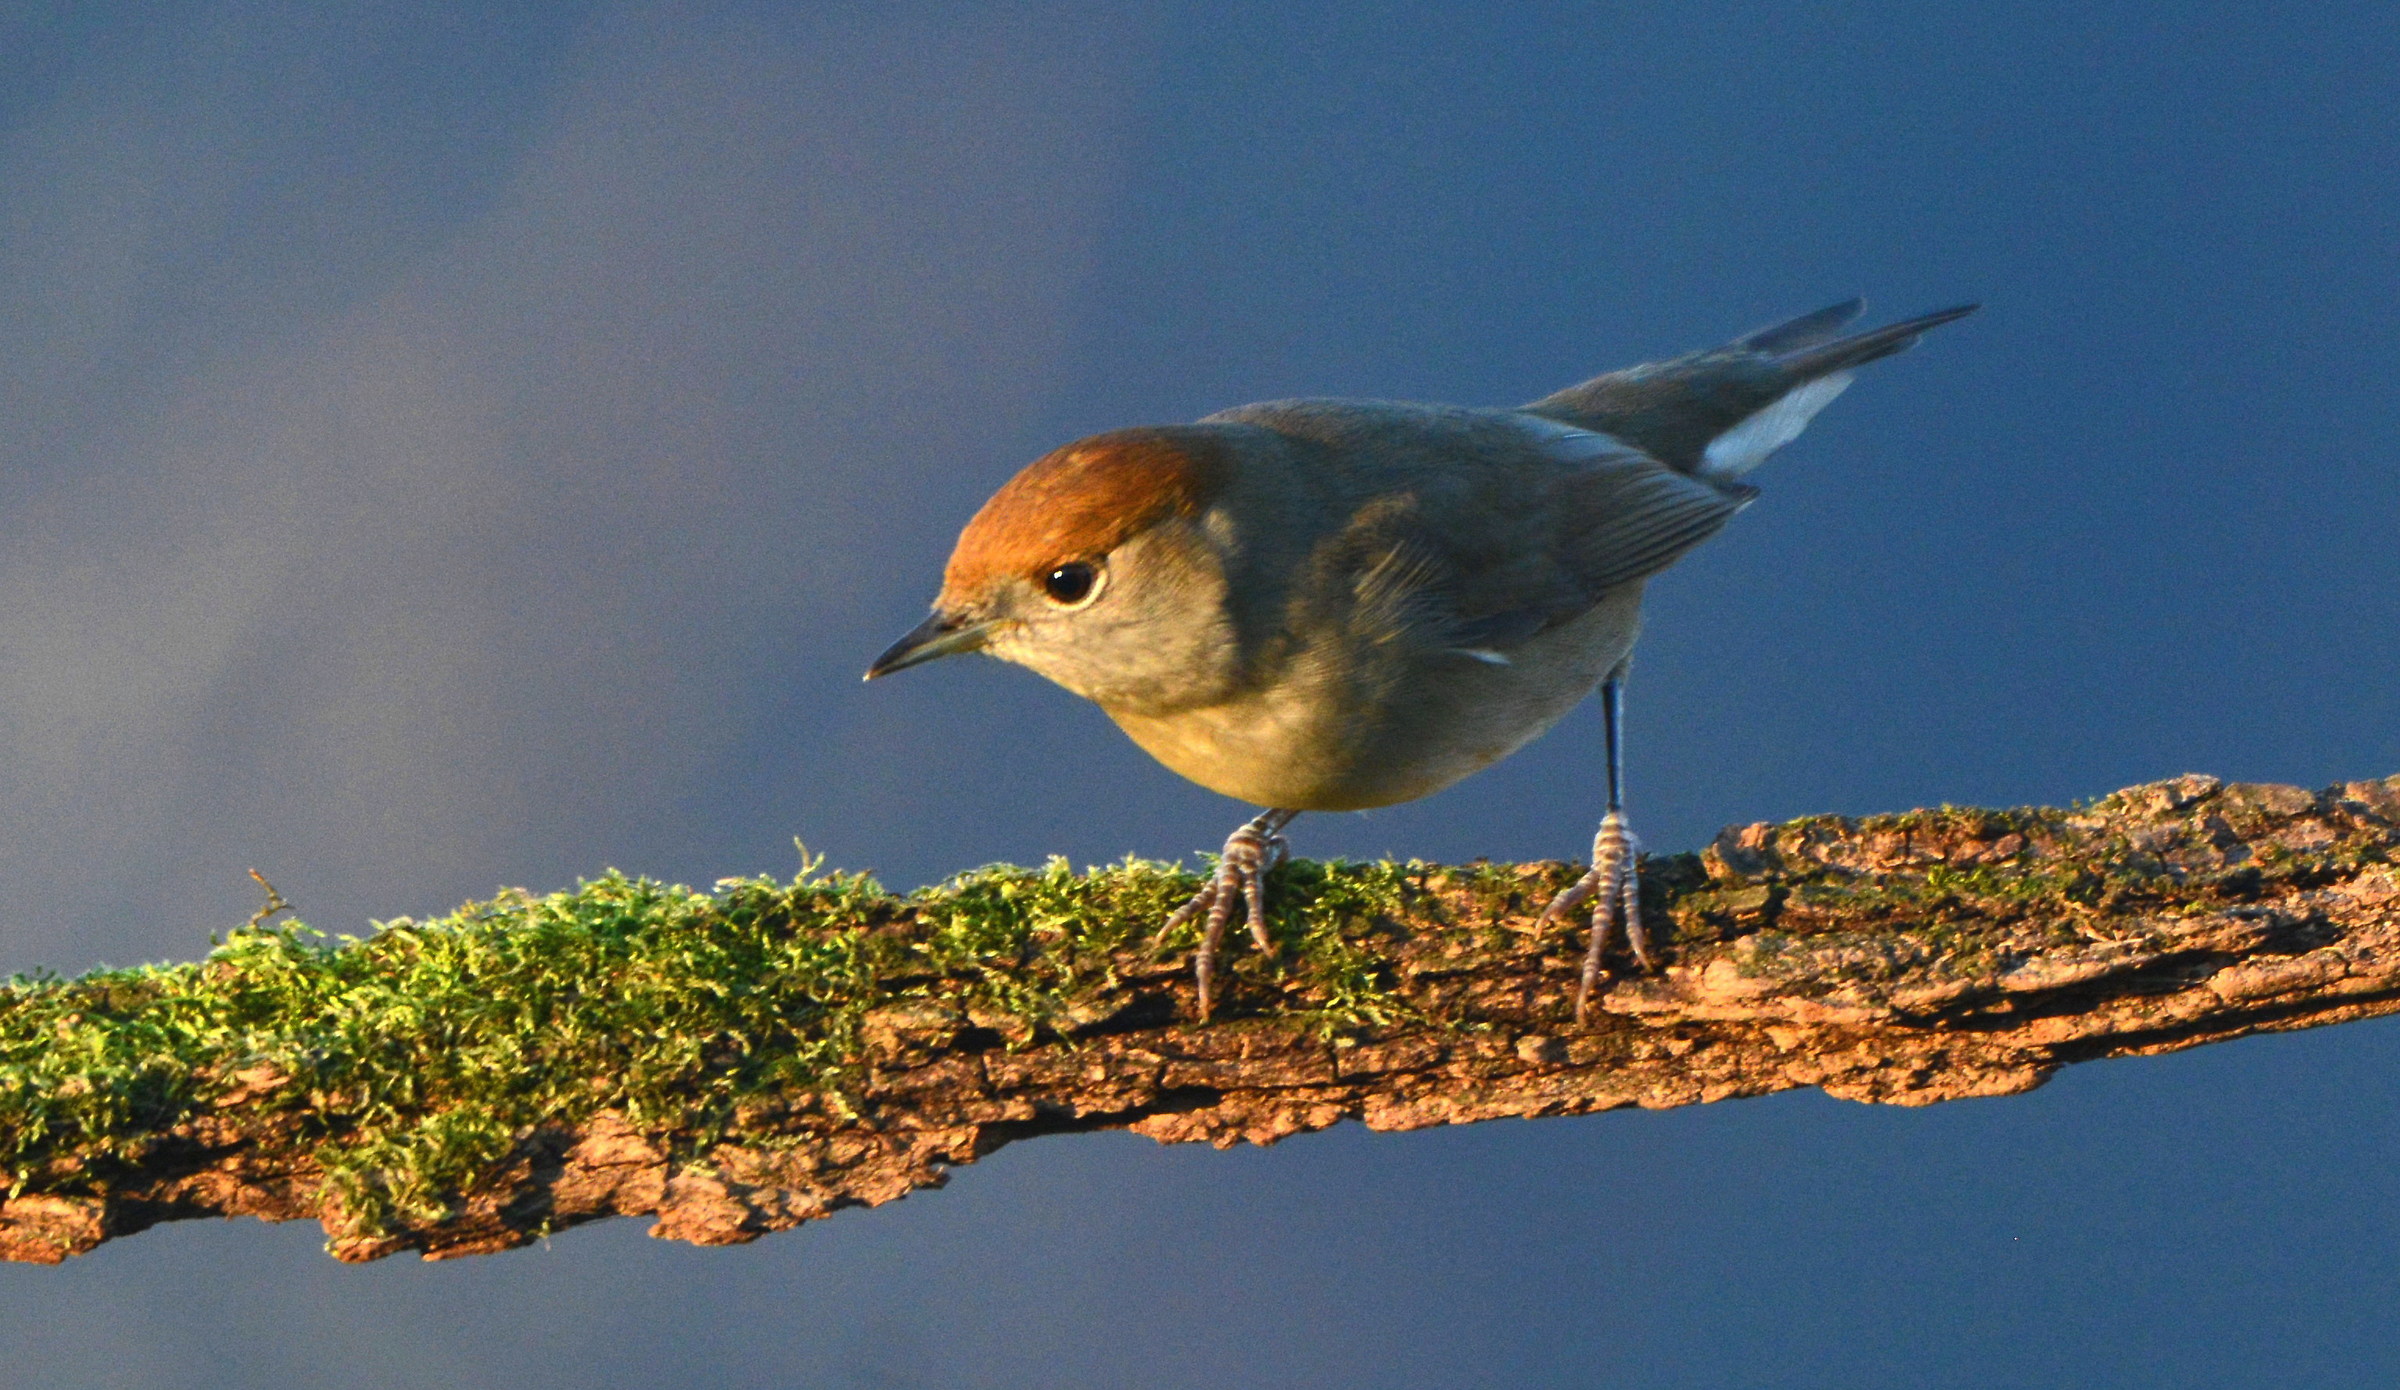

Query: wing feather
[[1550, 452, 1752, 593], [1328, 418, 1748, 656], [1199, 402, 1749, 659]]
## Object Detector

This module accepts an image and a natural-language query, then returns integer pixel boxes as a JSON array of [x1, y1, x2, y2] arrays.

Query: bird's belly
[[1106, 592, 1642, 811]]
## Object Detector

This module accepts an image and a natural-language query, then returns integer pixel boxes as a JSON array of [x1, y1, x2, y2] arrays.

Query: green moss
[[11, 785, 2375, 1242], [1268, 858, 1423, 1037], [0, 854, 1452, 1238]]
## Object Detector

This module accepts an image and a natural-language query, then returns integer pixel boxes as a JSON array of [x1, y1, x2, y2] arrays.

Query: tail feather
[[1734, 298, 1865, 354], [1523, 300, 1978, 478], [1775, 303, 1979, 380]]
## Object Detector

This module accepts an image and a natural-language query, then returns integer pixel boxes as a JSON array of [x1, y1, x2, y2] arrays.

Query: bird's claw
[[1538, 809, 1652, 1025], [1163, 809, 1297, 1021]]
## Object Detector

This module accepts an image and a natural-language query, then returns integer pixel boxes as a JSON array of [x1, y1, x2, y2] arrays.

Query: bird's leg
[[1537, 676, 1654, 1024], [1160, 808, 1299, 1021]]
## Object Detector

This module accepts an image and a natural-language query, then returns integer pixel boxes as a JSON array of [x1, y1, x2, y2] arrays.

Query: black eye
[[1041, 561, 1099, 606]]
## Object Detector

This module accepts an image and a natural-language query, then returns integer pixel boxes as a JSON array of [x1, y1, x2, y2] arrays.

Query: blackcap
[[870, 299, 1976, 1020]]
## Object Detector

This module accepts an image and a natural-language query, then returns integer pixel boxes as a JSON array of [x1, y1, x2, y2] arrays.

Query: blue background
[[2, 3, 2395, 1384]]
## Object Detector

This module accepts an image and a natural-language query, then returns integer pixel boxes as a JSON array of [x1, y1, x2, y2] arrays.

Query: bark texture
[[5, 772, 2398, 1265]]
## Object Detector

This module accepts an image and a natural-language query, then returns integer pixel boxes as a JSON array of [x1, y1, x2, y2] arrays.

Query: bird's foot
[[1538, 809, 1653, 1025], [1160, 809, 1298, 1021]]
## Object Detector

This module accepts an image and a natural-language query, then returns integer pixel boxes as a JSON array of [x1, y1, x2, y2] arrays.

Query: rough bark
[[5, 772, 2398, 1266]]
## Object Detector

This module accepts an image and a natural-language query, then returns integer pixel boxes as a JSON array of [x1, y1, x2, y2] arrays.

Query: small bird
[[868, 299, 1975, 1022]]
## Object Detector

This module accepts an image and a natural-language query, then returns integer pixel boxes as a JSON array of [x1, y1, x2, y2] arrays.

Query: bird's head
[[866, 427, 1246, 714]]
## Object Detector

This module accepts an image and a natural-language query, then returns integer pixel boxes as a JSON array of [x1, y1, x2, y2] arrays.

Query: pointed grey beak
[[864, 610, 992, 680]]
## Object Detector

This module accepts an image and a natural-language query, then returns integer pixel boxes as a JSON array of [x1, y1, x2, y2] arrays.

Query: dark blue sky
[[3, 3, 2396, 1385]]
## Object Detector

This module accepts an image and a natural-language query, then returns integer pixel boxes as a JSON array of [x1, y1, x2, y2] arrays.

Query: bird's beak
[[863, 609, 992, 680]]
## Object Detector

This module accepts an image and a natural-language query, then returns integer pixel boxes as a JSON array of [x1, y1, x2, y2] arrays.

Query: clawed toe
[[1163, 809, 1298, 1021], [1539, 808, 1652, 1026]]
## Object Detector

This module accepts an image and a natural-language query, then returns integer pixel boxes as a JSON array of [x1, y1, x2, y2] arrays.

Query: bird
[[866, 298, 1976, 1023]]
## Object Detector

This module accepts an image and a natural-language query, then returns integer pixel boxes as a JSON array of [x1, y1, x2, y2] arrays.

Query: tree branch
[[5, 773, 2397, 1265]]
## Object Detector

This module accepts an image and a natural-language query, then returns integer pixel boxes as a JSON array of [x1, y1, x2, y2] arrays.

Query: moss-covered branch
[[5, 772, 2398, 1265]]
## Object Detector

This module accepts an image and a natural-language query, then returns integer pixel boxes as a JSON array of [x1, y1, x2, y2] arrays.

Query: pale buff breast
[[1104, 585, 1645, 810]]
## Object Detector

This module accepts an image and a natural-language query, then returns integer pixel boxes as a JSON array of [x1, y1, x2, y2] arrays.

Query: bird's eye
[[1040, 560, 1101, 607]]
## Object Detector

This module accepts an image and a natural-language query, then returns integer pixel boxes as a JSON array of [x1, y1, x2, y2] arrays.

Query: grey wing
[[1538, 426, 1755, 594], [1336, 417, 1752, 656]]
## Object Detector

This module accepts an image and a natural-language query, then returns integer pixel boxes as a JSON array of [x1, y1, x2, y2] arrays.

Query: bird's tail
[[1763, 302, 1980, 381], [1525, 300, 1979, 482]]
